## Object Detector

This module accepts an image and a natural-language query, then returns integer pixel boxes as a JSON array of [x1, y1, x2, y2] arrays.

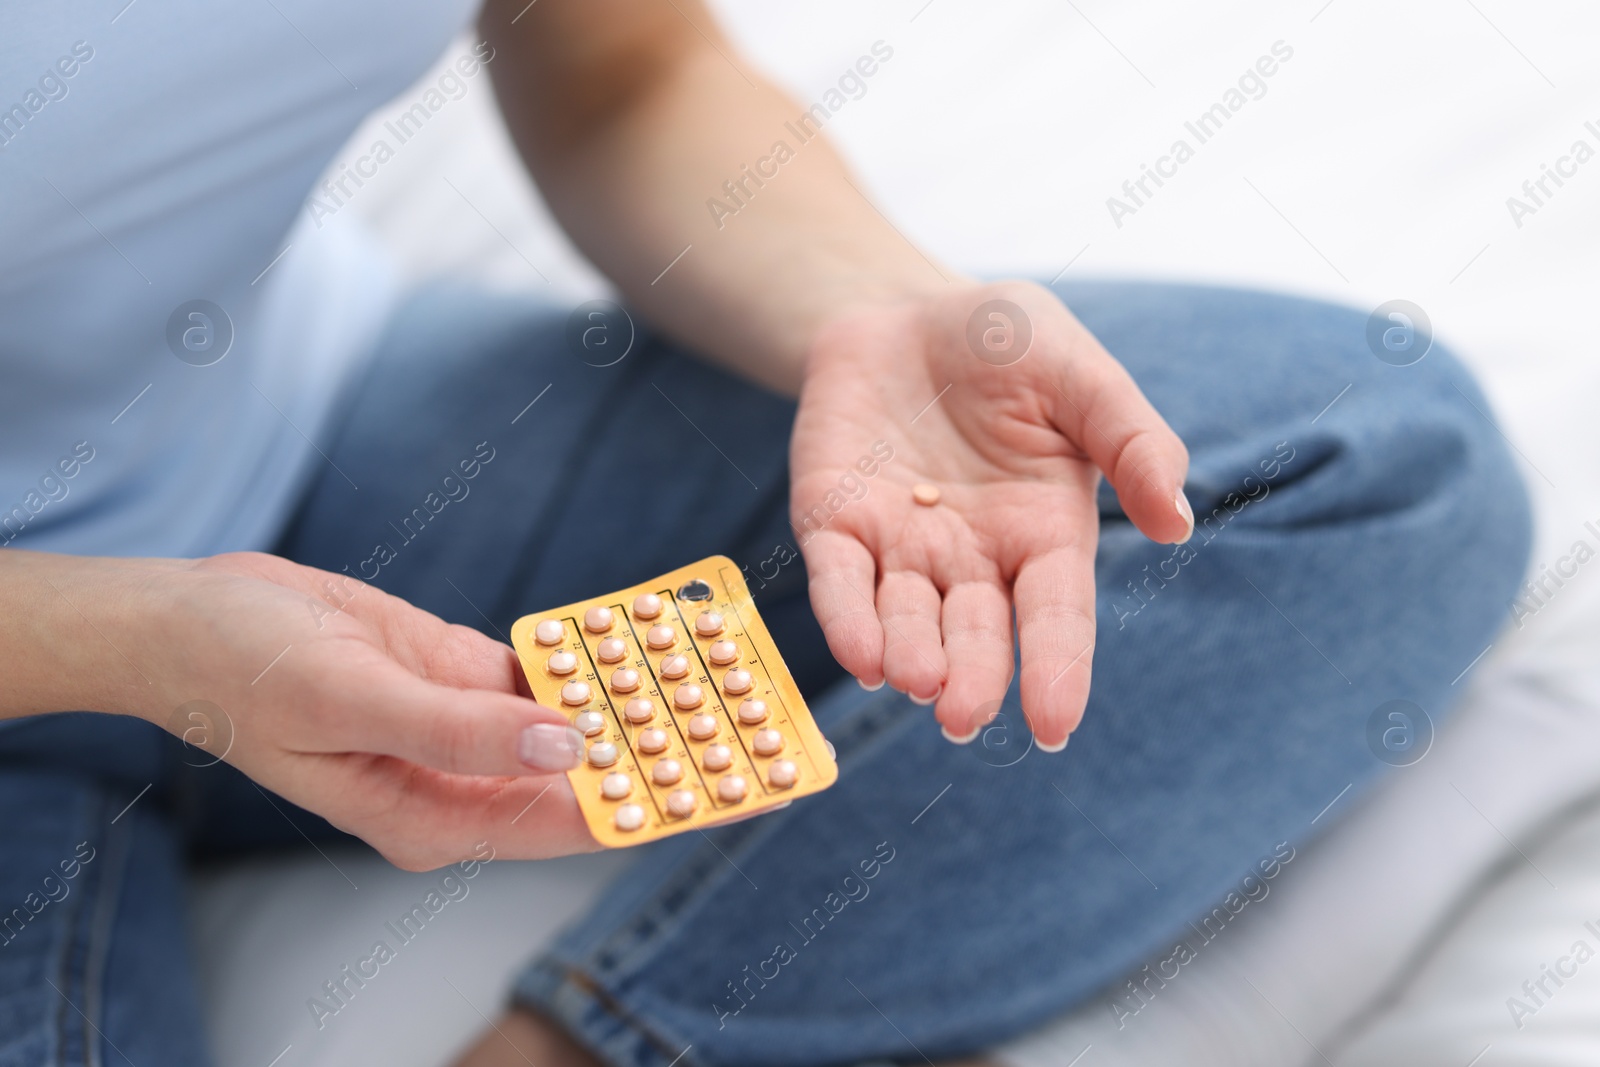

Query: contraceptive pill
[[912, 483, 942, 506], [511, 556, 838, 847]]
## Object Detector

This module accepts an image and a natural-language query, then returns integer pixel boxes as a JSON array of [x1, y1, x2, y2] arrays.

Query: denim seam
[[523, 685, 917, 1067], [79, 791, 130, 1067]]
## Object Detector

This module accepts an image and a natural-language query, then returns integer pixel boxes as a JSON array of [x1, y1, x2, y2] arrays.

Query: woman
[[0, 2, 1528, 1065]]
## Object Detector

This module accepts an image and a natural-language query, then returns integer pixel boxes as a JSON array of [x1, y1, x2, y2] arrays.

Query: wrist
[[0, 550, 185, 721]]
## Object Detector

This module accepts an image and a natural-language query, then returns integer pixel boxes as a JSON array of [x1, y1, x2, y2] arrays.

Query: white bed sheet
[[194, 2, 1600, 1064]]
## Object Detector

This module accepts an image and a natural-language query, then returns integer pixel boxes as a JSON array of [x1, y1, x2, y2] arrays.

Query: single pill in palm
[[912, 483, 941, 506], [534, 619, 565, 645]]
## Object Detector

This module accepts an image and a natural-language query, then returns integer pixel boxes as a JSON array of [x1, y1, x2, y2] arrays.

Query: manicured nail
[[909, 684, 943, 707], [1036, 734, 1070, 754], [941, 723, 981, 745], [857, 677, 885, 692], [518, 723, 585, 771], [1174, 489, 1194, 543]]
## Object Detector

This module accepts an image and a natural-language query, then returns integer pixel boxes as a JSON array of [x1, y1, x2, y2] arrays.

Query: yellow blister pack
[[510, 556, 838, 847]]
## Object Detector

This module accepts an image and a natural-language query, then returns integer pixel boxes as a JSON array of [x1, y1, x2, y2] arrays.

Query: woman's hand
[[35, 551, 596, 869], [791, 280, 1193, 750]]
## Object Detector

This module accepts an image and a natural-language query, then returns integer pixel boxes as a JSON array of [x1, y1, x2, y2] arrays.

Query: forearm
[[0, 550, 175, 720], [482, 1, 954, 395]]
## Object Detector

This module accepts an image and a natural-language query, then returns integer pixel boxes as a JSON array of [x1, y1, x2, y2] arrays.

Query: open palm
[[791, 281, 1192, 749]]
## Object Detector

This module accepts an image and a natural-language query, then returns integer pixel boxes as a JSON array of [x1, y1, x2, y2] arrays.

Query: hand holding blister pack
[[511, 556, 838, 847]]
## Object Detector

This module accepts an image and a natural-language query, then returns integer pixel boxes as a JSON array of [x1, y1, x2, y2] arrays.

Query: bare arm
[[480, 0, 949, 395]]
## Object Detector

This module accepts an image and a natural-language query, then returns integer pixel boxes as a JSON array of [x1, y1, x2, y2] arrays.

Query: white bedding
[[194, 2, 1600, 1063]]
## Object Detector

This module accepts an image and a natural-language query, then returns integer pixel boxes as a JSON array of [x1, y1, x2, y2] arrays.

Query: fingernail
[[1174, 489, 1194, 543], [941, 723, 981, 744], [909, 684, 943, 707], [518, 723, 585, 771], [857, 677, 885, 692], [1036, 734, 1070, 754]]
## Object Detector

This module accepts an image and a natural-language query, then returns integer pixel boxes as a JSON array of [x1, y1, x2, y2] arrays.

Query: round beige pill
[[588, 741, 619, 768], [708, 640, 740, 666], [596, 637, 628, 664], [717, 775, 748, 803], [737, 699, 769, 725], [912, 483, 941, 507], [646, 625, 678, 651], [573, 711, 606, 737], [610, 668, 641, 693], [584, 606, 614, 633], [752, 728, 784, 756], [636, 728, 669, 754], [673, 684, 705, 711], [534, 619, 565, 646], [547, 651, 578, 676], [666, 789, 698, 818], [560, 680, 592, 706], [652, 758, 683, 786], [632, 593, 663, 620], [623, 698, 656, 724], [600, 773, 632, 800], [687, 714, 719, 741], [658, 654, 691, 680], [768, 759, 799, 788], [722, 669, 753, 696], [694, 611, 724, 637], [615, 803, 646, 831], [702, 744, 733, 772]]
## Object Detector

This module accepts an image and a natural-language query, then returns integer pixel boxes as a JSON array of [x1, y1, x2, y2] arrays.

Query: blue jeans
[[0, 282, 1530, 1067]]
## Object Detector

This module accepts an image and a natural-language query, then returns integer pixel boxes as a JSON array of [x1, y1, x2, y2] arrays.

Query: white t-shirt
[[0, 0, 481, 556]]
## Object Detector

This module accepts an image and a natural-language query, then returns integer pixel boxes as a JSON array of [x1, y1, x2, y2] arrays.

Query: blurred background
[[197, 2, 1600, 1065]]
